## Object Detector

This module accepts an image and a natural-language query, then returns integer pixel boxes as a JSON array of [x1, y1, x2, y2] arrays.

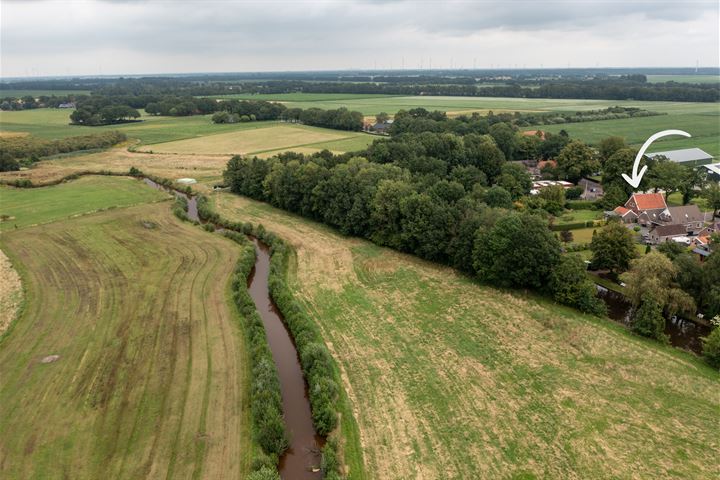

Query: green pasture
[[0, 175, 169, 231]]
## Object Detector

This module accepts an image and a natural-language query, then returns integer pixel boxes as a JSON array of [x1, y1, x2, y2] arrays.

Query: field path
[[0, 203, 251, 479]]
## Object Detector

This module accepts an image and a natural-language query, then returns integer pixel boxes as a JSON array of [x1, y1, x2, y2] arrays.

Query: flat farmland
[[202, 94, 720, 156], [138, 124, 375, 156], [0, 175, 169, 231], [0, 200, 252, 479], [542, 106, 720, 157], [0, 108, 278, 143], [212, 191, 719, 480]]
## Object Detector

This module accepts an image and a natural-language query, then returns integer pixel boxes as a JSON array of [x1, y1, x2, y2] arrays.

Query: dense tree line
[[70, 100, 140, 125], [0, 131, 127, 171], [212, 102, 364, 130], [386, 108, 572, 161], [231, 78, 719, 102], [223, 146, 606, 316]]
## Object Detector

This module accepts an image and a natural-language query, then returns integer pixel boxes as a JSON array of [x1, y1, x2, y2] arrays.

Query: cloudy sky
[[1, 0, 718, 77]]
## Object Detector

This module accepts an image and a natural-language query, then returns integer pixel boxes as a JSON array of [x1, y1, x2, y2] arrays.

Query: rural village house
[[612, 193, 708, 244], [623, 192, 667, 227]]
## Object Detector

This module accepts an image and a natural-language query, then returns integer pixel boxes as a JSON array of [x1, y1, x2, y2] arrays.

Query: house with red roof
[[624, 193, 668, 227], [612, 206, 638, 224]]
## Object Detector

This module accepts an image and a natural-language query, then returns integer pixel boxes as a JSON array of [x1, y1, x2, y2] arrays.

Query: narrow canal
[[595, 286, 710, 354], [144, 178, 324, 477], [247, 238, 324, 479]]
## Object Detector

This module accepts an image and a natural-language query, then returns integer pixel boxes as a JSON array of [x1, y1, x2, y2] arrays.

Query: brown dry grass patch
[[0, 248, 22, 336]]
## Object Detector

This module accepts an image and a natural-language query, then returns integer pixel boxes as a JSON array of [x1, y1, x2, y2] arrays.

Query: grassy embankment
[[0, 179, 253, 479], [211, 191, 719, 480]]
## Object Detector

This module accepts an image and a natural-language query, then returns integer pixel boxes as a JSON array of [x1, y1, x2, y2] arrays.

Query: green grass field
[[204, 93, 720, 157], [139, 124, 375, 156], [213, 192, 719, 480], [554, 209, 602, 225], [2, 96, 718, 159], [0, 189, 252, 479], [0, 175, 169, 231], [0, 108, 281, 143]]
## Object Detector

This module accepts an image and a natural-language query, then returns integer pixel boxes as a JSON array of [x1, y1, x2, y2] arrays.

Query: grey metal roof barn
[[646, 148, 714, 167]]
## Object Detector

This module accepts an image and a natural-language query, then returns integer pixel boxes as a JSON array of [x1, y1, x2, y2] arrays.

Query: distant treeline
[[236, 79, 718, 102], [2, 70, 717, 103], [0, 131, 127, 171]]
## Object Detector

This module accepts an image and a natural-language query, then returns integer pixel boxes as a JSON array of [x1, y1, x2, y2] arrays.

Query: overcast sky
[[1, 0, 718, 77]]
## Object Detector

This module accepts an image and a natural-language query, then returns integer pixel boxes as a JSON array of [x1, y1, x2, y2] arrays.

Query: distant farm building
[[701, 163, 720, 182], [57, 102, 76, 109], [647, 148, 714, 168]]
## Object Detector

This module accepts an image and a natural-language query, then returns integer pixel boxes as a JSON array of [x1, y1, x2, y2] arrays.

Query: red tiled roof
[[628, 193, 667, 211], [614, 206, 630, 215]]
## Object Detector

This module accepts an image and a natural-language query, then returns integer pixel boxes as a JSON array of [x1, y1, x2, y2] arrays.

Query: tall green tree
[[473, 212, 561, 289], [556, 141, 600, 183], [496, 163, 532, 200], [598, 136, 626, 164], [590, 221, 637, 274], [701, 182, 720, 218]]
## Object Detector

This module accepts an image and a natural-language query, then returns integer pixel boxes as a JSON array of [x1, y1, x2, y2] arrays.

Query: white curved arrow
[[621, 129, 692, 189]]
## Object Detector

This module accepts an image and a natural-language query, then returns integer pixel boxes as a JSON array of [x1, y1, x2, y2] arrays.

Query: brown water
[[595, 285, 710, 354], [143, 178, 199, 221], [247, 238, 324, 479], [143, 177, 323, 477]]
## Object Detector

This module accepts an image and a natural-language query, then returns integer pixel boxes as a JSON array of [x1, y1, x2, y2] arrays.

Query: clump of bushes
[[172, 196, 189, 221]]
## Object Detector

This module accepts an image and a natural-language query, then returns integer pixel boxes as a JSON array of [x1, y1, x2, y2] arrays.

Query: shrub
[[701, 324, 720, 368], [632, 298, 667, 342], [247, 467, 280, 480]]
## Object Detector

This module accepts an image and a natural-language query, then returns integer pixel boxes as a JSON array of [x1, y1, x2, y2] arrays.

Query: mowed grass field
[[0, 175, 169, 231], [212, 192, 719, 480], [0, 108, 278, 143], [0, 196, 252, 479], [139, 124, 374, 156]]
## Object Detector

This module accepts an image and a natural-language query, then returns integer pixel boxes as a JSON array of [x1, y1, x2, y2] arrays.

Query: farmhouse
[[647, 147, 714, 168], [624, 192, 667, 226], [370, 120, 393, 134]]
